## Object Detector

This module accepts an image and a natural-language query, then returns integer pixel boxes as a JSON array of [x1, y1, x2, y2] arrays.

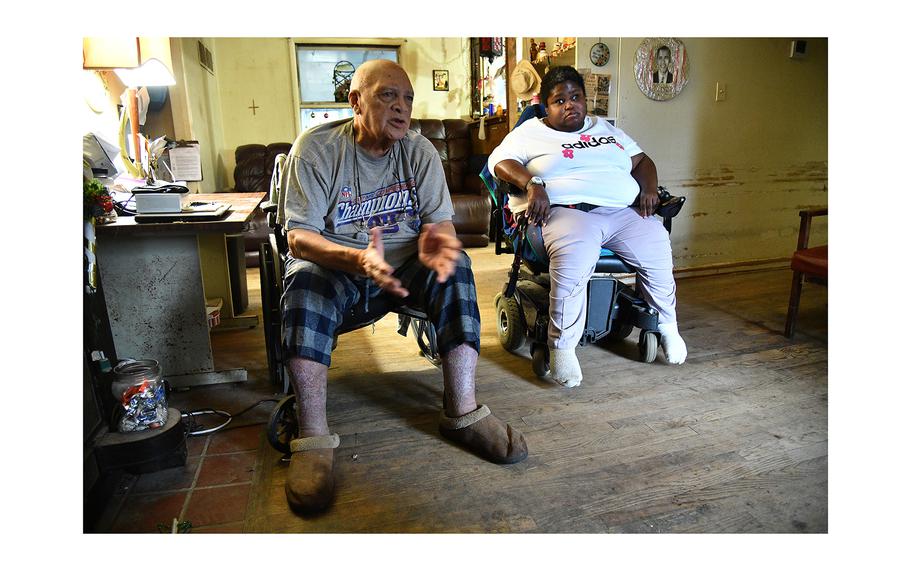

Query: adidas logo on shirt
[[560, 134, 624, 159]]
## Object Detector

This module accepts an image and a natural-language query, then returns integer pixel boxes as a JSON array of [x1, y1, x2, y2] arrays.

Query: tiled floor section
[[100, 398, 274, 533]]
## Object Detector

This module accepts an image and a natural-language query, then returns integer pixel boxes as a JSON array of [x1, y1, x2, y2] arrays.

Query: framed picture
[[433, 69, 449, 92], [581, 71, 611, 116], [633, 38, 689, 101]]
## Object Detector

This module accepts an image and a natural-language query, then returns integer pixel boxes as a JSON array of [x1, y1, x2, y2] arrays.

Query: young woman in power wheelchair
[[485, 65, 687, 387], [257, 155, 442, 454], [490, 186, 684, 377]]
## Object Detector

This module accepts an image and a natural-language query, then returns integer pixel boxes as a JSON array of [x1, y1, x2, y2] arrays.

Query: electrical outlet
[[715, 82, 727, 102]]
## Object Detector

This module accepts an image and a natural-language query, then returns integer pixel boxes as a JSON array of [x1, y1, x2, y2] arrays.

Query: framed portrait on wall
[[634, 38, 689, 101], [433, 69, 449, 92]]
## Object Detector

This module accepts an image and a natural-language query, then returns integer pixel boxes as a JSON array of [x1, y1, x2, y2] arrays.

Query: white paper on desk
[[168, 144, 203, 182]]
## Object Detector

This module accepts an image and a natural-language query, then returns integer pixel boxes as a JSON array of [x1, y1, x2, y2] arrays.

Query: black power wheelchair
[[483, 105, 685, 378], [257, 154, 441, 454]]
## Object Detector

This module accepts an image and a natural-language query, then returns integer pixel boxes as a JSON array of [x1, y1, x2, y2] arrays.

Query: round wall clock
[[590, 42, 610, 66]]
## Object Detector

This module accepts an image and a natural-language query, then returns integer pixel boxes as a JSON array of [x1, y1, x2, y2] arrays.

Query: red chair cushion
[[791, 245, 827, 277]]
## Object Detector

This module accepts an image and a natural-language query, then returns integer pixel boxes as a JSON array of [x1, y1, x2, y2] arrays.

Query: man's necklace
[[351, 129, 402, 234]]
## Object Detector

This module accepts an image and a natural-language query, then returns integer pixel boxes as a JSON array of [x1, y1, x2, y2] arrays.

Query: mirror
[[470, 38, 508, 118]]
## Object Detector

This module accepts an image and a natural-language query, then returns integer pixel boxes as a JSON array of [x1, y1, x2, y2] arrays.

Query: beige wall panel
[[161, 37, 826, 270]]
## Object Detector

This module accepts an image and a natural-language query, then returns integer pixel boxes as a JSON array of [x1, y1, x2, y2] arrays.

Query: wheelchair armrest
[[655, 195, 686, 219]]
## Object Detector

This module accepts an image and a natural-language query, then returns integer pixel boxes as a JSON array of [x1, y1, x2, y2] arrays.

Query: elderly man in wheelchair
[[488, 66, 688, 389], [270, 59, 527, 515]]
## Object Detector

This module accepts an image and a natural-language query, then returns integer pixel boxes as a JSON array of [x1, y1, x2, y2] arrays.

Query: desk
[[95, 192, 266, 388]]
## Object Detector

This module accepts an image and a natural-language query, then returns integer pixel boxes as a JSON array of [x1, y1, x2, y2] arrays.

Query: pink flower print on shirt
[[579, 135, 591, 142], [562, 148, 574, 158]]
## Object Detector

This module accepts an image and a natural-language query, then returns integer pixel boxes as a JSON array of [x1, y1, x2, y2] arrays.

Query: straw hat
[[510, 60, 541, 101]]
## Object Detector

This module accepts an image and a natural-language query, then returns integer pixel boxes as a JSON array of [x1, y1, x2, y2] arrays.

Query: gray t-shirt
[[278, 118, 455, 269]]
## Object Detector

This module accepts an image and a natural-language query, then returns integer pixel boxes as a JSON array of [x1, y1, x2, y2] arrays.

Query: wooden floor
[[207, 244, 827, 533]]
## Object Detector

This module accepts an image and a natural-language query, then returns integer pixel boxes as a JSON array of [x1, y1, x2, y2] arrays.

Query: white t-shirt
[[488, 116, 644, 213]]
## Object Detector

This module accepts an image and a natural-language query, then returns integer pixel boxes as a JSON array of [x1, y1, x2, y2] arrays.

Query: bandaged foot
[[658, 322, 687, 365], [551, 348, 583, 387]]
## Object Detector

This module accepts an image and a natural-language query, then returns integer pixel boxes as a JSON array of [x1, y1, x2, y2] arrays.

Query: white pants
[[541, 206, 678, 349]]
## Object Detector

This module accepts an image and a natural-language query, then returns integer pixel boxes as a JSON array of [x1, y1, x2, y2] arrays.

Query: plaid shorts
[[281, 251, 481, 366]]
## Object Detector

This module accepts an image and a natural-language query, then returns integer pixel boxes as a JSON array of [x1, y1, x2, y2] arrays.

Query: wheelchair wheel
[[267, 395, 298, 454], [259, 242, 286, 389], [530, 343, 551, 379], [409, 318, 441, 367], [495, 293, 527, 353], [638, 331, 658, 363]]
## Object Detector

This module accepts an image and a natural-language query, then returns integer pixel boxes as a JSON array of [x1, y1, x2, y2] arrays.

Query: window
[[296, 44, 399, 131]]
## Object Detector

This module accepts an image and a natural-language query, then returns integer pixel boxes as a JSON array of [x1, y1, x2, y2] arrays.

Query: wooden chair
[[784, 208, 828, 337]]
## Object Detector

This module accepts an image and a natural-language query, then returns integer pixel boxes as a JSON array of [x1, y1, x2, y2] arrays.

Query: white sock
[[551, 348, 583, 387], [658, 322, 687, 365]]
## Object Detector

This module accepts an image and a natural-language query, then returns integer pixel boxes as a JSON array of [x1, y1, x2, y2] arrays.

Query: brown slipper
[[439, 405, 528, 464], [285, 433, 340, 515]]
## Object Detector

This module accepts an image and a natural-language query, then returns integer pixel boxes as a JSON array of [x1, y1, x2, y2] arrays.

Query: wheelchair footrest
[[615, 287, 659, 331], [585, 277, 616, 336]]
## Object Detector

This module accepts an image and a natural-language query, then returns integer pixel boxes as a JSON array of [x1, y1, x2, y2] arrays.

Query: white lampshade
[[84, 37, 176, 87], [114, 58, 176, 87]]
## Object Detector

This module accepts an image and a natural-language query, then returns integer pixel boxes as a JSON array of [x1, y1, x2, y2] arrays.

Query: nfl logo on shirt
[[341, 186, 352, 199]]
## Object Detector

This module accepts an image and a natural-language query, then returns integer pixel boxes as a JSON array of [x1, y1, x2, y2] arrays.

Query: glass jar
[[111, 359, 168, 432]]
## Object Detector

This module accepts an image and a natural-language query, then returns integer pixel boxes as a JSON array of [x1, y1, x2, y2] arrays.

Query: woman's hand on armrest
[[630, 153, 660, 217], [494, 160, 550, 226], [493, 160, 533, 195]]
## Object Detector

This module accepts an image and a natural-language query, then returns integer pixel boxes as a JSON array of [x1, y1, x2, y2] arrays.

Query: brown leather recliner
[[231, 119, 492, 267], [408, 118, 492, 248]]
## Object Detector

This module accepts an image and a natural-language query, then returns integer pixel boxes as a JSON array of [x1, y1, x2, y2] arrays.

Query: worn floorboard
[[210, 244, 826, 533]]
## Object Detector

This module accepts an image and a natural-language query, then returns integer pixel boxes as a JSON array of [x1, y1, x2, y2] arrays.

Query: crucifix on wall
[[248, 99, 260, 116]]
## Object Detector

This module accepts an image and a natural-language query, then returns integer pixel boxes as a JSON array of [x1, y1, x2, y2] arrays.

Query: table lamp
[[83, 38, 176, 180]]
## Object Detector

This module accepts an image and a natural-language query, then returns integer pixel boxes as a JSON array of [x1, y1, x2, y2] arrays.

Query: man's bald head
[[350, 59, 407, 95], [348, 59, 414, 155]]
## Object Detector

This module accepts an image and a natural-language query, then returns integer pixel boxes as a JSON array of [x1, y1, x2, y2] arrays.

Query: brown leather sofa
[[408, 119, 492, 248], [231, 118, 492, 268]]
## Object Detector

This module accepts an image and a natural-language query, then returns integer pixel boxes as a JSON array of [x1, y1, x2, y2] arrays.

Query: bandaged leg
[[541, 208, 605, 386], [602, 209, 687, 365], [657, 322, 687, 365], [550, 348, 583, 387]]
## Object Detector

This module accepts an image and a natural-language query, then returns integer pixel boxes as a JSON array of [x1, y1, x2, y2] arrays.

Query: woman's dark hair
[[539, 66, 586, 104]]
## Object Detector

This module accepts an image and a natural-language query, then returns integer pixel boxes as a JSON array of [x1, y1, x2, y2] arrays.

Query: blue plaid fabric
[[281, 252, 481, 366]]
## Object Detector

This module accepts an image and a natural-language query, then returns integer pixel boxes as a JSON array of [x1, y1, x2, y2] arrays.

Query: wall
[[629, 38, 826, 269], [571, 37, 828, 270], [208, 37, 472, 188], [212, 38, 298, 188], [169, 36, 826, 271], [399, 37, 472, 120], [171, 38, 228, 193]]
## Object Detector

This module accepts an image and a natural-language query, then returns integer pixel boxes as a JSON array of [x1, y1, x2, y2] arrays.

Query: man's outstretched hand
[[418, 223, 462, 283], [360, 227, 409, 298]]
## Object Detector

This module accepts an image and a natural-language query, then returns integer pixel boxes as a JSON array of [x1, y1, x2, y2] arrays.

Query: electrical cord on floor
[[181, 398, 279, 437]]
